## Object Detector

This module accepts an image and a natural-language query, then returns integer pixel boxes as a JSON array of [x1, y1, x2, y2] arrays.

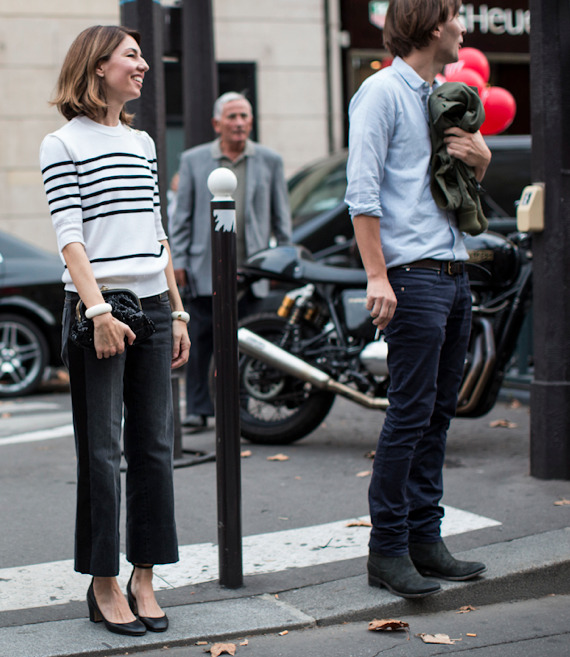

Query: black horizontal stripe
[[50, 203, 83, 216], [77, 162, 151, 178], [83, 207, 154, 223], [43, 162, 152, 186], [83, 197, 153, 215], [80, 173, 153, 189], [75, 151, 148, 167], [89, 244, 165, 263], [81, 185, 154, 201], [41, 159, 74, 175], [45, 174, 150, 196], [47, 192, 81, 205], [43, 169, 78, 186]]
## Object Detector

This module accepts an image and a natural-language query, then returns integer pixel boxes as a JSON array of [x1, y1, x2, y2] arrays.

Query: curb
[[3, 528, 569, 657]]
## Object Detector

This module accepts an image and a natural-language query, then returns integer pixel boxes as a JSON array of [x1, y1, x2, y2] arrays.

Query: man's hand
[[444, 127, 492, 181], [174, 268, 188, 288], [366, 276, 397, 330]]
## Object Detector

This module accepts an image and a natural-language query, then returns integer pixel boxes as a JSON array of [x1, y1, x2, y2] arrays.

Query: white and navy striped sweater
[[40, 116, 169, 298]]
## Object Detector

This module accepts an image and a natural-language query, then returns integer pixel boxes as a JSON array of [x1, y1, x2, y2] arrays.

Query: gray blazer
[[169, 139, 292, 297]]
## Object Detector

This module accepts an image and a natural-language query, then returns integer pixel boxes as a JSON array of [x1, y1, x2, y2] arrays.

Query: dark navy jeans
[[62, 291, 179, 576], [368, 267, 471, 556]]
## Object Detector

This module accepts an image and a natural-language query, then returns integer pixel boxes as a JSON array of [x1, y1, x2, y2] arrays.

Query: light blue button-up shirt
[[345, 57, 468, 268]]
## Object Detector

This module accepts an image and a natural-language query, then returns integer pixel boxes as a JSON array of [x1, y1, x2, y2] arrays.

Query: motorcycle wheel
[[210, 313, 336, 445]]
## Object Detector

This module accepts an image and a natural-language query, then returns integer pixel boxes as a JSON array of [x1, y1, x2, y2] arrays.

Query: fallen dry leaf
[[554, 498, 570, 506], [489, 419, 518, 429], [240, 640, 249, 646], [267, 453, 289, 461], [369, 618, 410, 632], [346, 519, 372, 528], [417, 633, 460, 645], [240, 450, 252, 458], [456, 605, 478, 614], [208, 643, 236, 657], [356, 470, 372, 478]]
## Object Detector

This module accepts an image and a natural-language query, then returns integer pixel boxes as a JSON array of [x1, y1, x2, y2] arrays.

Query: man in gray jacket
[[169, 92, 292, 429]]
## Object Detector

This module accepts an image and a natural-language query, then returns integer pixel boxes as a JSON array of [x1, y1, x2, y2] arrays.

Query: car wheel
[[0, 313, 49, 397]]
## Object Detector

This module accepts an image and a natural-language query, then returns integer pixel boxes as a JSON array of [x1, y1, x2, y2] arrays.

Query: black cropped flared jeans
[[61, 291, 179, 576]]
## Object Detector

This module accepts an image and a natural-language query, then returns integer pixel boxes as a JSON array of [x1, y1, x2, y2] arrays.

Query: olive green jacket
[[428, 81, 488, 236]]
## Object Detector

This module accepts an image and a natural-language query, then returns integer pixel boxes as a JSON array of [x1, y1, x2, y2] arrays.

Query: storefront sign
[[461, 4, 530, 36], [368, 1, 388, 30], [364, 1, 529, 53]]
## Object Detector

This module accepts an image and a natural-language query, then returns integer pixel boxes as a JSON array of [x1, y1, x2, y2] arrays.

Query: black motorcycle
[[229, 231, 533, 445]]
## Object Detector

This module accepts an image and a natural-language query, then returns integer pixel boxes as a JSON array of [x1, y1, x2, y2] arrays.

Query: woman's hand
[[171, 319, 190, 369], [92, 313, 136, 359]]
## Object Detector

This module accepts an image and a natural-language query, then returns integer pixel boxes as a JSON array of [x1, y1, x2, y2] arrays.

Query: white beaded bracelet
[[171, 310, 190, 323], [85, 302, 113, 319]]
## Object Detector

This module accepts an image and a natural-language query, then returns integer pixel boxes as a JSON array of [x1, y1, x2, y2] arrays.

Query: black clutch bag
[[70, 288, 156, 350]]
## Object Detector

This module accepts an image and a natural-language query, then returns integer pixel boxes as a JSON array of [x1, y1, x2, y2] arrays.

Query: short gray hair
[[212, 92, 252, 120]]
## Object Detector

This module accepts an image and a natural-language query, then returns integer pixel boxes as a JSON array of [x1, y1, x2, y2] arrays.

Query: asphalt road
[[130, 593, 570, 657]]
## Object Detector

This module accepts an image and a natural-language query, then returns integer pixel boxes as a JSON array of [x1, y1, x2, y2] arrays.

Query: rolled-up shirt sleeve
[[345, 76, 395, 220]]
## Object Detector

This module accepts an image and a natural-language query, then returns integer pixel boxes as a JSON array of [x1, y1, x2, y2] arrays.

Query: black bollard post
[[208, 168, 243, 588]]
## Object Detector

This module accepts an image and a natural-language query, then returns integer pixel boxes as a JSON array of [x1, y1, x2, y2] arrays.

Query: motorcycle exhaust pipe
[[238, 328, 389, 410]]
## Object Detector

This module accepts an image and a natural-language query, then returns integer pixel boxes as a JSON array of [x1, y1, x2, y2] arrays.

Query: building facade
[[0, 0, 528, 253], [0, 0, 343, 251]]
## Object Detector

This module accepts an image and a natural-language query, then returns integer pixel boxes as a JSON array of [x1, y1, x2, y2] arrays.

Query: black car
[[0, 231, 65, 397], [289, 135, 532, 257]]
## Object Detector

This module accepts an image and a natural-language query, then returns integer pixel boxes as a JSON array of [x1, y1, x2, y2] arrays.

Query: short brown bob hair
[[383, 0, 462, 58], [52, 25, 142, 124]]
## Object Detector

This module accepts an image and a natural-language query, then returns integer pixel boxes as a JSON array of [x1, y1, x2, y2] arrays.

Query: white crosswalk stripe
[[0, 506, 500, 613]]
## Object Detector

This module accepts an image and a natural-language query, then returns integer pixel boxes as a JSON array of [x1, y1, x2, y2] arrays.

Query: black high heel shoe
[[87, 579, 146, 636], [127, 565, 169, 633]]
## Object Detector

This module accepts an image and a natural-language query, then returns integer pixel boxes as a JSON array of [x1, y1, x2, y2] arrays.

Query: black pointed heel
[[87, 579, 147, 636], [127, 566, 169, 633]]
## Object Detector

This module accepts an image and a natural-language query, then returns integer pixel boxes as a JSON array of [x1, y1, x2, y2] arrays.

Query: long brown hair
[[51, 25, 141, 124], [383, 0, 462, 58]]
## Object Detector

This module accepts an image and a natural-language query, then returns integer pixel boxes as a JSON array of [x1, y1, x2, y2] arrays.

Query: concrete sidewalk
[[2, 528, 569, 657]]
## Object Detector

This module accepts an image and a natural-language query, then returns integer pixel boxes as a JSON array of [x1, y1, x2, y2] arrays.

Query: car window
[[289, 153, 348, 227]]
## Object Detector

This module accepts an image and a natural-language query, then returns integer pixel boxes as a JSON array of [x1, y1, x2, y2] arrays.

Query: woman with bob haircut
[[40, 25, 190, 637]]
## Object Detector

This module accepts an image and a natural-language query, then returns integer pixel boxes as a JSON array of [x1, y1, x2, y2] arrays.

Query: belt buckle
[[446, 261, 463, 276]]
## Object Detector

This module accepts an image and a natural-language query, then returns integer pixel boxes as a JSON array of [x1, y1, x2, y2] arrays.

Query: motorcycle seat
[[297, 260, 368, 287]]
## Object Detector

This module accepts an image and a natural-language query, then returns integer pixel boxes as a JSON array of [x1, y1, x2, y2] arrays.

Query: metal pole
[[182, 0, 218, 148], [120, 0, 168, 220], [529, 0, 570, 479], [208, 168, 243, 588]]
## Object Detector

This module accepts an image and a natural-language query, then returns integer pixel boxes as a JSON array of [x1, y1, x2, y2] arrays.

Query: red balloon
[[444, 64, 486, 96], [481, 87, 517, 135], [458, 47, 490, 84]]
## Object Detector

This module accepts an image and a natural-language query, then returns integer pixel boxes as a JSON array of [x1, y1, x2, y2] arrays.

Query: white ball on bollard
[[208, 167, 238, 200]]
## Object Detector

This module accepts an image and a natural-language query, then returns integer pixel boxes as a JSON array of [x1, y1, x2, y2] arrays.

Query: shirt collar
[[392, 56, 437, 94], [211, 138, 255, 160]]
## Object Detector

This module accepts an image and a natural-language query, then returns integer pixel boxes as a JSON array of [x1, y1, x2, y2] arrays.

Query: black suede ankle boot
[[409, 540, 487, 581], [367, 551, 441, 598]]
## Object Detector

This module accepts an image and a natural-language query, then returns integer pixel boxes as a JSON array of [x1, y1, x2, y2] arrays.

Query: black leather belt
[[396, 259, 466, 276]]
